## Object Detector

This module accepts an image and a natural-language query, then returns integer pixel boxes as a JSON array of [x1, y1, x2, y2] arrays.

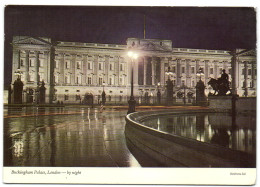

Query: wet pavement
[[4, 107, 141, 167]]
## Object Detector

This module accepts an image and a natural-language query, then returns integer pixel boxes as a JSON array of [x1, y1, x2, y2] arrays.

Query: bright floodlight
[[133, 53, 138, 59], [128, 51, 133, 57], [128, 51, 138, 59]]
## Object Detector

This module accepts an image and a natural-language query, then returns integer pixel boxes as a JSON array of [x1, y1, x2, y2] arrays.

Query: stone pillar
[[160, 57, 166, 87], [60, 53, 64, 84], [176, 58, 181, 86], [12, 49, 21, 83], [35, 51, 40, 85], [204, 60, 209, 83], [144, 56, 147, 85], [186, 59, 190, 87], [93, 55, 98, 85], [13, 78, 24, 104], [115, 56, 120, 85], [151, 58, 155, 85], [231, 50, 239, 95], [195, 59, 200, 83], [71, 54, 76, 85], [105, 55, 109, 84], [251, 61, 256, 88], [214, 61, 218, 79], [25, 50, 30, 83], [243, 61, 248, 96]]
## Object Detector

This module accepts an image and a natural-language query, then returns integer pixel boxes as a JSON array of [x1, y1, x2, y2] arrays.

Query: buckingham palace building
[[10, 36, 256, 104]]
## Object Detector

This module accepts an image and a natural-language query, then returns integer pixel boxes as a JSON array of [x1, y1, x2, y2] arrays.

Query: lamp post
[[196, 67, 204, 81], [127, 51, 138, 114], [157, 82, 161, 105], [102, 81, 106, 105], [165, 67, 174, 106]]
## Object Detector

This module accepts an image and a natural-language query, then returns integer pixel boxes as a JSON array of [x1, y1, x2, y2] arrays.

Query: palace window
[[20, 59, 24, 66], [242, 68, 245, 75], [99, 77, 103, 85], [191, 67, 195, 74], [55, 60, 59, 68], [28, 74, 34, 82], [65, 61, 70, 69], [39, 59, 43, 67], [99, 63, 103, 70], [65, 75, 71, 84], [210, 68, 214, 74], [39, 73, 44, 82], [76, 61, 81, 69], [29, 59, 34, 67], [182, 80, 185, 86], [248, 69, 252, 75], [87, 77, 92, 84], [219, 68, 223, 74], [88, 62, 92, 70], [120, 64, 124, 71], [172, 66, 176, 73], [75, 94, 81, 101], [76, 76, 82, 84], [110, 63, 114, 71], [64, 95, 69, 101], [54, 75, 58, 83], [181, 67, 185, 73]]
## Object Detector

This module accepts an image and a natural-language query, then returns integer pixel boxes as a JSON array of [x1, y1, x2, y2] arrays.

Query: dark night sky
[[4, 6, 256, 86]]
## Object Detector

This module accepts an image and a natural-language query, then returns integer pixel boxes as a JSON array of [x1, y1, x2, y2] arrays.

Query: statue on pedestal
[[208, 69, 231, 96]]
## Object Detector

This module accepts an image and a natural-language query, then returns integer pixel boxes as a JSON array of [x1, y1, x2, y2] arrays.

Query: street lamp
[[127, 51, 138, 114], [196, 67, 204, 80], [157, 82, 161, 105], [102, 81, 106, 105]]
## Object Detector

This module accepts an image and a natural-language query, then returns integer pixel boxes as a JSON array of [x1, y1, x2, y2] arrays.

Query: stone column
[[12, 49, 20, 82], [105, 55, 109, 85], [214, 61, 218, 79], [176, 58, 181, 86], [244, 61, 248, 96], [231, 50, 239, 95], [160, 57, 166, 87], [60, 54, 64, 84], [115, 56, 120, 85], [71, 54, 76, 85], [151, 58, 155, 85], [35, 51, 40, 85], [144, 56, 147, 85], [93, 55, 98, 85], [186, 59, 190, 87], [25, 50, 30, 83], [204, 60, 209, 83], [251, 61, 256, 88]]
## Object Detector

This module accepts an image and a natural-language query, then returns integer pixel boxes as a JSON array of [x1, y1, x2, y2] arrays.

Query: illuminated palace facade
[[11, 36, 256, 104]]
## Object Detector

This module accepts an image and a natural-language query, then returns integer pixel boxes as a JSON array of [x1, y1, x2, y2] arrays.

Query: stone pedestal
[[13, 78, 24, 104], [195, 80, 207, 106]]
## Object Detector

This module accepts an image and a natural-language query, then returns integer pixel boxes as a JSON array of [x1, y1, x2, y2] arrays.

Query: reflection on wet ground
[[4, 107, 141, 167], [142, 113, 256, 154]]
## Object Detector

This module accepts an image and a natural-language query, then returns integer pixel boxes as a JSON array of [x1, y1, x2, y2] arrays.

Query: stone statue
[[208, 69, 231, 96]]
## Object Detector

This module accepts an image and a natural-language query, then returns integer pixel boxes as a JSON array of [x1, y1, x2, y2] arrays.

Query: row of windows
[[20, 59, 44, 67], [54, 75, 126, 85], [242, 68, 256, 76], [63, 94, 125, 101], [56, 61, 125, 71], [170, 66, 232, 75]]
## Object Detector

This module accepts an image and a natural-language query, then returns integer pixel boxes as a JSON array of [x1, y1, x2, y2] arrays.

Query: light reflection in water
[[4, 107, 140, 167], [142, 113, 256, 154]]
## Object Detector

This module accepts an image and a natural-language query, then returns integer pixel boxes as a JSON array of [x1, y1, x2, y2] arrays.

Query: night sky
[[4, 6, 256, 86]]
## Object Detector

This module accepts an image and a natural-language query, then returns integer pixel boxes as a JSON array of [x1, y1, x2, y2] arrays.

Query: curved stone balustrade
[[125, 109, 255, 167]]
